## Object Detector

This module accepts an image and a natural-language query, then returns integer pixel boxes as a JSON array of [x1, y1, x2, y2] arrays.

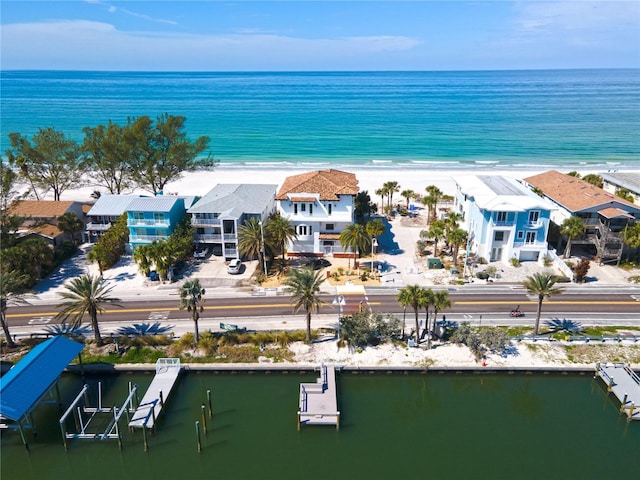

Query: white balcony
[[128, 219, 170, 227], [191, 217, 222, 227]]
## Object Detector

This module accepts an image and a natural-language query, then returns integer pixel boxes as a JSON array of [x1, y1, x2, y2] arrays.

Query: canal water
[[1, 370, 638, 480]]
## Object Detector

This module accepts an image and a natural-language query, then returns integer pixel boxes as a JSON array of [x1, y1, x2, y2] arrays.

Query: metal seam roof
[[0, 336, 84, 422]]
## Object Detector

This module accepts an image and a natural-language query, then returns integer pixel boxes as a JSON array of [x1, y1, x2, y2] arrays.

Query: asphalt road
[[6, 291, 640, 336]]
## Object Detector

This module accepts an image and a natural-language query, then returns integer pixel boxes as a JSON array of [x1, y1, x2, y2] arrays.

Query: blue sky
[[1, 1, 638, 70]]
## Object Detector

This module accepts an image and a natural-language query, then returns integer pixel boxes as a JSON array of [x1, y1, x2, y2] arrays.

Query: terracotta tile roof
[[523, 170, 638, 213], [28, 223, 62, 239], [597, 207, 633, 219], [9, 200, 75, 218], [275, 169, 359, 201]]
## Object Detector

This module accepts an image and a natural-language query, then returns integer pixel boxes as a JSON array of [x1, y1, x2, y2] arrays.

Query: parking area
[[184, 254, 258, 284]]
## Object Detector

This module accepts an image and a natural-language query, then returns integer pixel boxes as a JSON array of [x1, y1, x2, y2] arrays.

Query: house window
[[528, 211, 540, 224], [133, 212, 144, 222], [328, 204, 332, 215], [309, 203, 313, 215], [496, 211, 507, 223], [525, 231, 536, 244], [298, 225, 307, 236], [494, 231, 504, 241], [154, 213, 165, 223], [301, 204, 306, 212], [326, 223, 335, 231], [517, 231, 524, 240], [294, 204, 298, 214]]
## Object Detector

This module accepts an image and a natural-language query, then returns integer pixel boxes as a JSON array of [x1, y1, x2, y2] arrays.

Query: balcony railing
[[128, 219, 170, 227], [191, 217, 222, 226], [513, 241, 547, 249], [524, 220, 543, 229], [129, 234, 168, 243], [194, 233, 237, 242], [492, 219, 515, 227]]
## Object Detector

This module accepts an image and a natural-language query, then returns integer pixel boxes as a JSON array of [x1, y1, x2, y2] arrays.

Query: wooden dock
[[298, 364, 340, 429], [595, 362, 640, 421], [129, 358, 181, 429]]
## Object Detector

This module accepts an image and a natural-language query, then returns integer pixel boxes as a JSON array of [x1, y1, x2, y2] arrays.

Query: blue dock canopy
[[0, 336, 84, 422]]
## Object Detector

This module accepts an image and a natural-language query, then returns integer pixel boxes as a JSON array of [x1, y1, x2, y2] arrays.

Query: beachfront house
[[275, 169, 359, 256], [126, 196, 196, 249], [85, 194, 146, 243], [8, 200, 86, 247], [600, 171, 640, 206], [187, 184, 278, 260], [454, 175, 555, 263], [523, 170, 640, 264]]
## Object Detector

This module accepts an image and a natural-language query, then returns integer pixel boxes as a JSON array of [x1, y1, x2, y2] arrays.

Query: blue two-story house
[[127, 196, 193, 249], [454, 175, 555, 263]]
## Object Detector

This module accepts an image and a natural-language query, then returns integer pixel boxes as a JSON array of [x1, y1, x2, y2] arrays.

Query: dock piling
[[207, 389, 213, 419], [195, 421, 202, 453], [201, 404, 208, 434]]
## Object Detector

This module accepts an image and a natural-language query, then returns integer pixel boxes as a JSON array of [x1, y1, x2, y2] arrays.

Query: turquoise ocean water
[[1, 69, 639, 171]]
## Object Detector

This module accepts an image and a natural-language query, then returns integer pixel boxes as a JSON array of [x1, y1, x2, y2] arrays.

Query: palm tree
[[238, 217, 264, 271], [431, 290, 451, 347], [427, 219, 446, 256], [340, 223, 370, 271], [283, 268, 325, 343], [132, 243, 154, 276], [423, 185, 443, 222], [56, 274, 122, 347], [521, 273, 564, 336], [265, 212, 297, 264], [401, 189, 416, 209], [622, 222, 640, 261], [0, 271, 31, 348], [383, 181, 400, 211], [447, 227, 468, 266], [397, 285, 429, 344], [375, 187, 386, 214], [179, 279, 206, 346], [560, 216, 585, 258]]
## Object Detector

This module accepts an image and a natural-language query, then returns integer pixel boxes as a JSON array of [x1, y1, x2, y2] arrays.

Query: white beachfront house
[[275, 169, 359, 256], [454, 175, 555, 263], [187, 184, 278, 260]]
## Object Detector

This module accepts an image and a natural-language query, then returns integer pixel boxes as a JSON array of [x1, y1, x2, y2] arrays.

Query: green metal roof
[[0, 336, 84, 422]]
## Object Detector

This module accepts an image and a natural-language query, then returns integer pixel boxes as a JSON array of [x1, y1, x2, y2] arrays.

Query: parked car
[[193, 247, 209, 259], [301, 258, 332, 270], [227, 259, 242, 274]]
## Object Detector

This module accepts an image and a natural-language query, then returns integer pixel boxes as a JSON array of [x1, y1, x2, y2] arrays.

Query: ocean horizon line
[[2, 67, 639, 74]]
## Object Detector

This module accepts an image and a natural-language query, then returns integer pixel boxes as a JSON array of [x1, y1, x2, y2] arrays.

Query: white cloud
[[477, 1, 640, 68], [0, 20, 420, 70]]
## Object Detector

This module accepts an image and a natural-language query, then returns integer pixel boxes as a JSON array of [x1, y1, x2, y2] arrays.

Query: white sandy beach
[[66, 165, 557, 203]]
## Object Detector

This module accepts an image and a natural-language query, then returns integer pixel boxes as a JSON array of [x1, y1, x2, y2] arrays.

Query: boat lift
[[59, 382, 139, 450]]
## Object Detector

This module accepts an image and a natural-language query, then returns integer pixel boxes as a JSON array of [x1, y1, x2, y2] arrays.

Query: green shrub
[[509, 257, 521, 267]]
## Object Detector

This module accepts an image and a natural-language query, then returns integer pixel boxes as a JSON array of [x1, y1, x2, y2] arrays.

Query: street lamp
[[332, 294, 346, 341], [259, 220, 267, 275], [371, 237, 378, 276]]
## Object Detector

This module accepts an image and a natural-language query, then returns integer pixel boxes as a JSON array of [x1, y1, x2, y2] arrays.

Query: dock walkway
[[298, 364, 340, 429], [595, 362, 640, 421], [129, 358, 181, 429]]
